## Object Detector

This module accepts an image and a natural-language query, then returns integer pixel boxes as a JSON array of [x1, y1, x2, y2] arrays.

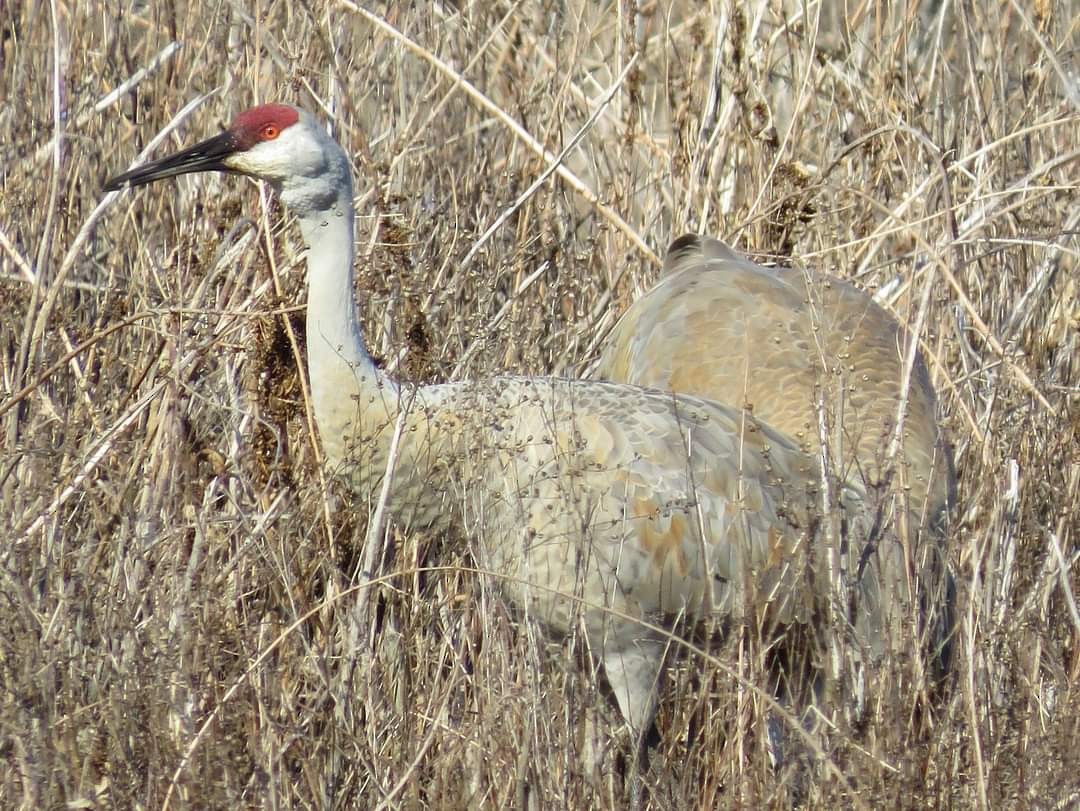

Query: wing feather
[[597, 234, 954, 527]]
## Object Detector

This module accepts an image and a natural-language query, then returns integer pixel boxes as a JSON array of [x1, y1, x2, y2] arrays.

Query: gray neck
[[295, 186, 398, 463]]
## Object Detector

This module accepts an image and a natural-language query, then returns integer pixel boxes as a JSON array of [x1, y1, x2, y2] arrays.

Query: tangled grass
[[1, 1, 1077, 807]]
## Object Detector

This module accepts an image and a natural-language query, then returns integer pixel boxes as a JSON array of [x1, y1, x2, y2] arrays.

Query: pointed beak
[[104, 130, 239, 192]]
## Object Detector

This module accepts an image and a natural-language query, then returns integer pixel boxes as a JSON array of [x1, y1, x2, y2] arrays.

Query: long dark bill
[[103, 130, 239, 192]]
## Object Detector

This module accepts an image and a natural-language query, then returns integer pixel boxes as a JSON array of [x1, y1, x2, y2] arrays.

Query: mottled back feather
[[598, 234, 955, 531]]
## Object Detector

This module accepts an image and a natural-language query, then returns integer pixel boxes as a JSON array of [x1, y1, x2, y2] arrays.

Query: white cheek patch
[[220, 151, 260, 177], [224, 139, 301, 181]]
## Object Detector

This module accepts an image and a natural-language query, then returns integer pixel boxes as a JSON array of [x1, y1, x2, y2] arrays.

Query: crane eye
[[262, 124, 280, 140]]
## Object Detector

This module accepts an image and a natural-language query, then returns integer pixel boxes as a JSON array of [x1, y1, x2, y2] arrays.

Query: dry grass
[[2, 1, 1078, 808]]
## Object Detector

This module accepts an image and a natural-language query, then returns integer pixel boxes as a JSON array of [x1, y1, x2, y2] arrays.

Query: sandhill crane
[[104, 104, 890, 773], [595, 234, 956, 670]]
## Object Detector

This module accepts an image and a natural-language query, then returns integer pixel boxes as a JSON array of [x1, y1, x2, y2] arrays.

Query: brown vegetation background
[[1, 1, 1078, 808]]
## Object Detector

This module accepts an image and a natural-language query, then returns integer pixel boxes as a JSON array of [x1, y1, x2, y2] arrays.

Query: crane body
[[597, 234, 955, 534]]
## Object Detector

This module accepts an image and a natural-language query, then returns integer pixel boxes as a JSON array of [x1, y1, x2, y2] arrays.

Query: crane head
[[104, 103, 352, 215]]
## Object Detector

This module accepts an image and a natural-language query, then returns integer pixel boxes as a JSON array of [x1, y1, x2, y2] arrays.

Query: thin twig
[[458, 55, 639, 274], [336, 0, 659, 269]]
